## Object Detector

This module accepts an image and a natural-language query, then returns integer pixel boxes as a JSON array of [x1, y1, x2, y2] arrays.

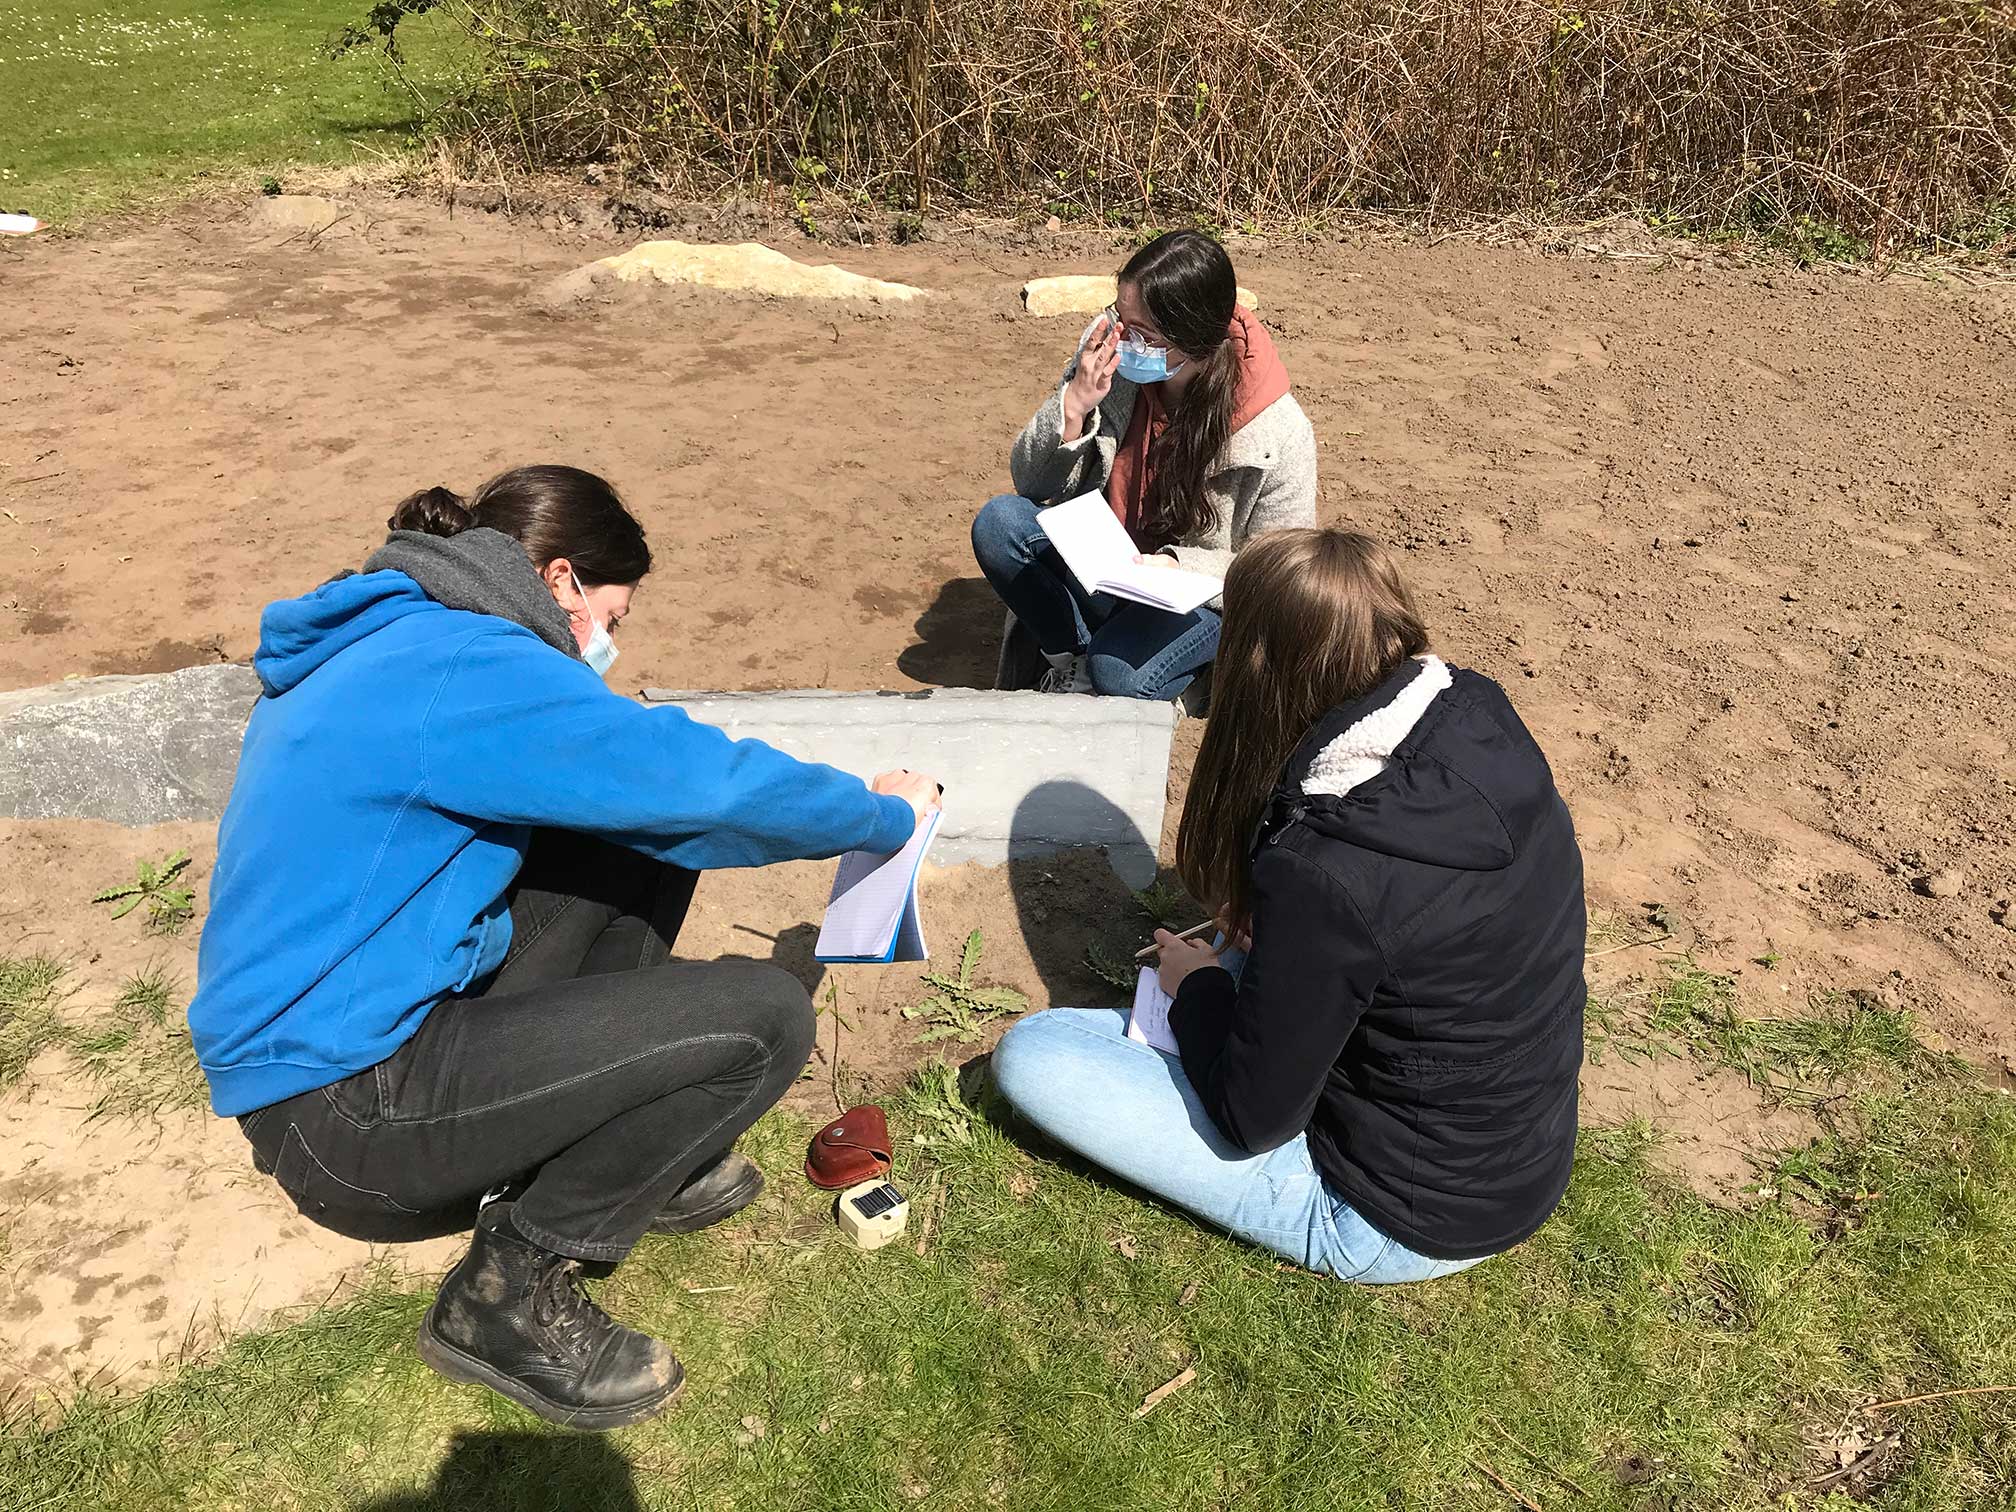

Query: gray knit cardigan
[[1007, 352, 1319, 594]]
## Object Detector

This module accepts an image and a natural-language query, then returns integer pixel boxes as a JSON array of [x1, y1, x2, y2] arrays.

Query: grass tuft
[[68, 968, 208, 1121], [0, 953, 69, 1087], [1588, 958, 1953, 1101]]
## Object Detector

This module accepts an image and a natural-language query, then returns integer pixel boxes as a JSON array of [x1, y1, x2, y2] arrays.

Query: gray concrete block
[[0, 670, 1176, 888], [645, 688, 1173, 886], [0, 665, 262, 825]]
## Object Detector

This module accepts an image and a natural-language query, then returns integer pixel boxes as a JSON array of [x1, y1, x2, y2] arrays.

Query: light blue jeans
[[991, 1000, 1489, 1284]]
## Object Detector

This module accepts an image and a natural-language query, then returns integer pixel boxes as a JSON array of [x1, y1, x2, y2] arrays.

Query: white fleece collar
[[1302, 656, 1452, 798]]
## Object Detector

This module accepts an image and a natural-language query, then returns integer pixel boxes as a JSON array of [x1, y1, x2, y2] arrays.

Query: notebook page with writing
[[1125, 967, 1180, 1055], [814, 808, 942, 963]]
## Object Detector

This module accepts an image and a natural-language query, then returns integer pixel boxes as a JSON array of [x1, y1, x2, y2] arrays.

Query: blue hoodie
[[191, 565, 914, 1117]]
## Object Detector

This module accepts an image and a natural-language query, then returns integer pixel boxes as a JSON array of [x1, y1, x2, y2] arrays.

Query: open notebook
[[1125, 967, 1180, 1056], [1035, 492, 1224, 615], [813, 808, 943, 964]]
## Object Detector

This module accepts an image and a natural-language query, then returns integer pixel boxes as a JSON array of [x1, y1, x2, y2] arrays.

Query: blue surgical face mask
[[569, 570, 620, 679], [1115, 336, 1186, 385]]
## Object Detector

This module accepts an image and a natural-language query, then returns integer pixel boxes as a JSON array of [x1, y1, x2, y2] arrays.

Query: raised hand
[[1062, 313, 1121, 439]]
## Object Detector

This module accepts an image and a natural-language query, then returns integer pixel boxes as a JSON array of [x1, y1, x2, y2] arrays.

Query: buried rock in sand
[[1021, 273, 1258, 318], [544, 240, 927, 307], [249, 195, 355, 241]]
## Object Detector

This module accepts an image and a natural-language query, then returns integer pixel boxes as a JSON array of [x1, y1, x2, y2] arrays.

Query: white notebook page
[[814, 808, 941, 961], [1036, 492, 1222, 613], [1125, 966, 1180, 1055]]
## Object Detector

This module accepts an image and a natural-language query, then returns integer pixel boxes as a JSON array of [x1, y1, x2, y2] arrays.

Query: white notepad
[[1036, 492, 1224, 615], [1125, 967, 1180, 1055], [813, 808, 943, 964]]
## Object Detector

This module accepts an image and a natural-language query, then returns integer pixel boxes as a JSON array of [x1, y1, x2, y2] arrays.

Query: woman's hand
[[1062, 315, 1120, 440], [1131, 552, 1179, 571], [1153, 927, 1223, 998], [871, 769, 943, 830]]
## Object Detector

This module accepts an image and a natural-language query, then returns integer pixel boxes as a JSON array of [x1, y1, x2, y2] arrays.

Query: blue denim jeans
[[991, 997, 1489, 1283], [970, 493, 1220, 701]]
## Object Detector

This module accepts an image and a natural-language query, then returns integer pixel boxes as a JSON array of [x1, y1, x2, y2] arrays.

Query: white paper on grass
[[1125, 966, 1180, 1055], [1035, 492, 1224, 615], [814, 808, 942, 963]]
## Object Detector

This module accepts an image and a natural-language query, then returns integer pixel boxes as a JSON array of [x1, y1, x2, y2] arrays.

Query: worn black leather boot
[[417, 1206, 683, 1430], [649, 1151, 765, 1236]]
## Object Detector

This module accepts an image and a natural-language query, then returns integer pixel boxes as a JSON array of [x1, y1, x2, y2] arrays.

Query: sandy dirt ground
[[2, 192, 2012, 1403]]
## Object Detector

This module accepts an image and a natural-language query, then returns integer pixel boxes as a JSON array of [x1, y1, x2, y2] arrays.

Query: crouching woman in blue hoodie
[[190, 465, 940, 1430], [992, 529, 1585, 1282]]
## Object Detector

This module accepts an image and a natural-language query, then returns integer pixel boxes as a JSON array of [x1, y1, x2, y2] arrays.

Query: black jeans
[[238, 831, 814, 1264]]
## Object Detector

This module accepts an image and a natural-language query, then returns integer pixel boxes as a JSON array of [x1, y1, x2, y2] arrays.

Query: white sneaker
[[1037, 654, 1094, 694]]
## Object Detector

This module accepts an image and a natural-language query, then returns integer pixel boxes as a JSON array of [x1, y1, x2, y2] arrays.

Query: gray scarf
[[357, 528, 581, 660]]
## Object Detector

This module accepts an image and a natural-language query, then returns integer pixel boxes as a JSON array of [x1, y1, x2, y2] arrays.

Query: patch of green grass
[[0, 952, 68, 1086], [7, 1050, 2015, 1509], [0, 1, 470, 224], [1587, 958, 1950, 1101], [67, 967, 207, 1121]]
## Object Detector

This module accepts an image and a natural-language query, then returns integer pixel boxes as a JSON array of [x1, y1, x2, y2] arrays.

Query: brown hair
[[1176, 529, 1430, 930], [1119, 230, 1239, 547], [386, 465, 651, 587]]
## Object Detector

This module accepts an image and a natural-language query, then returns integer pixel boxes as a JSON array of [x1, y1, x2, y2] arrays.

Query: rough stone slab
[[547, 240, 926, 307], [645, 688, 1173, 886], [0, 665, 263, 825], [1021, 273, 1258, 318]]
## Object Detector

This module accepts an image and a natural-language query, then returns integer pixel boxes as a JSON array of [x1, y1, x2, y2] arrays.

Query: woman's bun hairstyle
[[379, 467, 651, 586], [387, 486, 478, 538]]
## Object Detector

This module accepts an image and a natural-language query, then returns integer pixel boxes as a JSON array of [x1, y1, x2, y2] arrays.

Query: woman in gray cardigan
[[974, 230, 1317, 699]]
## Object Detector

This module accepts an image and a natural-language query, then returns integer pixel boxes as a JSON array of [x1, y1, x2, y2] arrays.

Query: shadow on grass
[[354, 1429, 642, 1511]]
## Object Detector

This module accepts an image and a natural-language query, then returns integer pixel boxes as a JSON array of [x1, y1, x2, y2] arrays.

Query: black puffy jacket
[[1169, 658, 1586, 1261]]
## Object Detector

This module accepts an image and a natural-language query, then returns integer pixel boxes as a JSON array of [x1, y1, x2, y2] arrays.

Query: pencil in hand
[[1134, 921, 1216, 962]]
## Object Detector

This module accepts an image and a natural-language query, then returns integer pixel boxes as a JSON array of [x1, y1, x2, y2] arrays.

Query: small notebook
[[1036, 492, 1224, 615], [1125, 967, 1180, 1056], [813, 808, 943, 964]]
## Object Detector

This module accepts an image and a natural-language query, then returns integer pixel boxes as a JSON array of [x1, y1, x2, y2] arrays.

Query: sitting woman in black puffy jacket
[[993, 528, 1586, 1281]]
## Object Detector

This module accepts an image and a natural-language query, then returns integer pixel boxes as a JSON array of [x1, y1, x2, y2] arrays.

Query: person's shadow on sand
[[353, 1430, 643, 1512], [895, 575, 1005, 689]]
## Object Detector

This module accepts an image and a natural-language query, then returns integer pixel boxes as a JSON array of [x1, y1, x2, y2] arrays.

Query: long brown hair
[[386, 465, 652, 587], [1121, 230, 1240, 546], [1176, 530, 1430, 930]]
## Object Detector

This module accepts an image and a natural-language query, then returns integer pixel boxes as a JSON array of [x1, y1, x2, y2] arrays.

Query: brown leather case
[[805, 1104, 894, 1189]]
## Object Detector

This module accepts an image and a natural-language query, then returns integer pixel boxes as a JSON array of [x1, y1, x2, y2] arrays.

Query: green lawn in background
[[0, 1, 467, 224]]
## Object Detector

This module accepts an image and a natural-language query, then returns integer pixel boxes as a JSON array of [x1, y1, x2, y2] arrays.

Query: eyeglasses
[[1101, 305, 1169, 351]]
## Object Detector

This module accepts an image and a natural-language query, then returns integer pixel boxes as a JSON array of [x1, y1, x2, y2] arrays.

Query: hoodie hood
[[254, 527, 579, 697], [1273, 659, 1555, 872]]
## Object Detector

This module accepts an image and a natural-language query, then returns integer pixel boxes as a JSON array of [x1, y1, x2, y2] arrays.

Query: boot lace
[[531, 1257, 617, 1361]]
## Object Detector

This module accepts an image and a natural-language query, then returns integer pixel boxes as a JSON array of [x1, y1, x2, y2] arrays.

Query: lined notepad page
[[814, 808, 942, 963], [1125, 967, 1180, 1055]]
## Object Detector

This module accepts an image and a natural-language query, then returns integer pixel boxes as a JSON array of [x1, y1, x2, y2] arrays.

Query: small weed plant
[[92, 850, 196, 935], [902, 929, 1027, 1045]]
